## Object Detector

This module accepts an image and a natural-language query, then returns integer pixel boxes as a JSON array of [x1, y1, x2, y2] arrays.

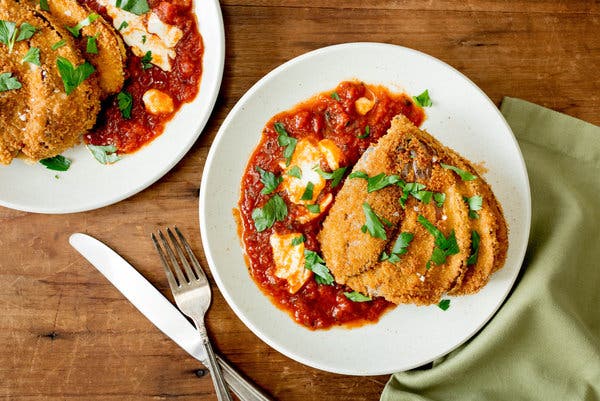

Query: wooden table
[[1, 1, 598, 400]]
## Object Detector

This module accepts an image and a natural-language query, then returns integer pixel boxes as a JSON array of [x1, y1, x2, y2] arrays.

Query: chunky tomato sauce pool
[[81, 0, 203, 153], [239, 81, 425, 329]]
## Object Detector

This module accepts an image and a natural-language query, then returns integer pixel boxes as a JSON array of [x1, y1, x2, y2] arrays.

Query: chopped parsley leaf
[[301, 181, 314, 201], [141, 50, 153, 69], [0, 72, 21, 91], [86, 34, 98, 54], [417, 215, 459, 268], [465, 195, 483, 219], [256, 166, 282, 195], [467, 230, 480, 266], [438, 299, 451, 311], [117, 90, 133, 119], [51, 39, 66, 50], [40, 0, 50, 11], [287, 165, 302, 179], [413, 89, 432, 107], [56, 56, 95, 95], [344, 291, 372, 302], [87, 144, 121, 165], [348, 171, 368, 180], [0, 21, 36, 53], [350, 171, 402, 192], [382, 232, 414, 264], [330, 91, 340, 101], [412, 190, 433, 204], [251, 194, 287, 232], [433, 192, 446, 208], [291, 235, 305, 246], [21, 46, 40, 65], [361, 202, 388, 240], [115, 0, 150, 15], [39, 155, 71, 171], [306, 204, 320, 214], [357, 125, 370, 139], [66, 13, 99, 37], [399, 182, 426, 207], [440, 163, 477, 181], [141, 34, 147, 44], [118, 21, 129, 31], [314, 166, 347, 188], [274, 122, 297, 166], [304, 250, 334, 285]]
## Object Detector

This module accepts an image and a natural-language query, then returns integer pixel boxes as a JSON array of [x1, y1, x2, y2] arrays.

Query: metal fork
[[151, 227, 234, 401]]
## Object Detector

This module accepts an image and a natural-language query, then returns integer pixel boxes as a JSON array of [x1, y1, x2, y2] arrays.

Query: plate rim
[[200, 41, 531, 375], [0, 0, 225, 214]]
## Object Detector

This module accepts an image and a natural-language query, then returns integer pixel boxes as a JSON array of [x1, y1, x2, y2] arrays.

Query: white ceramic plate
[[0, 0, 225, 214], [200, 42, 531, 375]]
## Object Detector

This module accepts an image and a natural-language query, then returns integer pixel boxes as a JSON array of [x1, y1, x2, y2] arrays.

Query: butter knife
[[69, 233, 270, 401]]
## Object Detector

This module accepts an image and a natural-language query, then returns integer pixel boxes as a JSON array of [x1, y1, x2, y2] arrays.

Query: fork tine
[[166, 227, 199, 282], [158, 230, 188, 285], [151, 233, 181, 293], [174, 226, 207, 281]]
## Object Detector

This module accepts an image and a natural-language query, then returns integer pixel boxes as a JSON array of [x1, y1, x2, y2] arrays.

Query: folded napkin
[[381, 98, 600, 401]]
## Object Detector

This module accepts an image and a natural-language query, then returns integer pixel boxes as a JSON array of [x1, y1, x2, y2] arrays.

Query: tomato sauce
[[239, 81, 425, 329], [81, 0, 203, 153]]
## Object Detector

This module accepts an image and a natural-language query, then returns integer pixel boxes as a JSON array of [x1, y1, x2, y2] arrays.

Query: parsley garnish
[[306, 204, 320, 214], [433, 192, 446, 208], [40, 0, 50, 11], [304, 250, 334, 285], [381, 232, 414, 264], [56, 57, 95, 95], [440, 163, 477, 181], [141, 34, 147, 43], [465, 195, 483, 219], [256, 166, 282, 195], [291, 235, 305, 246], [117, 90, 133, 119], [344, 291, 371, 302], [21, 46, 40, 65], [66, 13, 99, 37], [330, 91, 340, 101], [274, 122, 297, 166], [301, 182, 314, 201], [87, 144, 121, 164], [417, 215, 459, 268], [118, 21, 129, 31], [251, 194, 287, 232], [39, 155, 71, 171], [399, 182, 426, 207], [0, 21, 36, 53], [141, 50, 153, 69], [412, 189, 433, 204], [287, 165, 302, 179], [0, 72, 21, 91], [438, 299, 451, 311], [467, 230, 480, 266], [51, 39, 66, 50], [361, 203, 388, 240], [86, 34, 98, 54], [413, 89, 432, 107], [314, 166, 347, 188], [350, 171, 402, 192], [116, 0, 150, 15], [357, 125, 370, 139]]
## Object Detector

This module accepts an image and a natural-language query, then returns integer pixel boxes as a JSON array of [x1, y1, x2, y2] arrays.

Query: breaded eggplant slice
[[0, 0, 101, 162], [28, 0, 126, 97]]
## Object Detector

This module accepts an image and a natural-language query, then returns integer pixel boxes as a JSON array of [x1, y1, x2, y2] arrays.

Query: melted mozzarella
[[269, 232, 311, 294], [142, 89, 174, 114], [280, 139, 325, 205], [96, 0, 183, 71]]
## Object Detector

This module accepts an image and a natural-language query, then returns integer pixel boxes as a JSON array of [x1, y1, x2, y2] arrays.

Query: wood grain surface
[[1, 1, 599, 400]]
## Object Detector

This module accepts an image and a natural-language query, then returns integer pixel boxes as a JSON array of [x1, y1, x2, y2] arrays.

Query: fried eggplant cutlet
[[0, 0, 102, 164], [318, 115, 508, 305], [26, 0, 126, 97]]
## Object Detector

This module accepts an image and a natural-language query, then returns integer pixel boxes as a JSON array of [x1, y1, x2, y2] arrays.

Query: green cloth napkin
[[381, 97, 600, 401]]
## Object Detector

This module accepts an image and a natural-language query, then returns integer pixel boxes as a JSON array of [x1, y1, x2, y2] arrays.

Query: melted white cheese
[[96, 0, 183, 71], [269, 232, 311, 294]]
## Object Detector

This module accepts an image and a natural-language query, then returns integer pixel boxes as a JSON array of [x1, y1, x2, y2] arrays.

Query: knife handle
[[216, 355, 272, 401]]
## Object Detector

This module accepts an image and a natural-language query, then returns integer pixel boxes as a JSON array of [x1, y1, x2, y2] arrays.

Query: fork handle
[[199, 329, 234, 401], [217, 356, 272, 401]]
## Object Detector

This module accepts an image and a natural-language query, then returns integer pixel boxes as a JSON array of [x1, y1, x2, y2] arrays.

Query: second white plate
[[200, 42, 531, 375]]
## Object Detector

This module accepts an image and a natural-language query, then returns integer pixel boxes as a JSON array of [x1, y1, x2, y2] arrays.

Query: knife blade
[[69, 233, 271, 401]]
